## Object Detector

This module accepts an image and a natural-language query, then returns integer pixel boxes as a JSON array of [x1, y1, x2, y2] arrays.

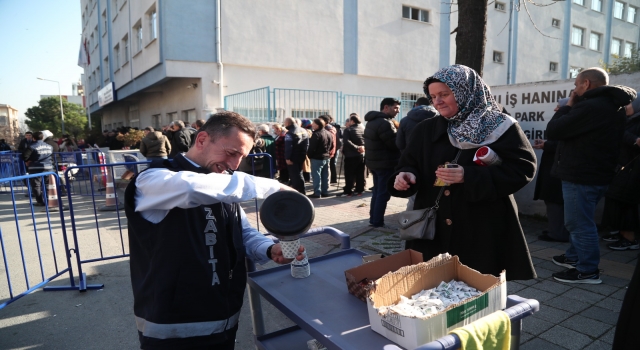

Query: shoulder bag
[[605, 154, 640, 205], [398, 150, 462, 241]]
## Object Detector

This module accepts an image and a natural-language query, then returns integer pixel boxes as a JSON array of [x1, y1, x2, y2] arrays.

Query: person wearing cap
[[547, 67, 636, 284], [532, 97, 570, 243], [22, 131, 54, 206], [139, 126, 172, 160], [41, 130, 60, 153], [364, 97, 401, 228], [125, 111, 304, 350]]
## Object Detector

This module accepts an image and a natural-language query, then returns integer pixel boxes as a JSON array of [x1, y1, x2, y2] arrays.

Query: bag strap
[[432, 150, 463, 209], [621, 153, 640, 170]]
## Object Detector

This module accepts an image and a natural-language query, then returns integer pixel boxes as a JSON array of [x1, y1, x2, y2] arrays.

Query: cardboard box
[[367, 254, 506, 350], [344, 250, 423, 302]]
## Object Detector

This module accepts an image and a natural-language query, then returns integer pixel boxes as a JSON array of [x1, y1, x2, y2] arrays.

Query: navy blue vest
[[125, 154, 247, 348]]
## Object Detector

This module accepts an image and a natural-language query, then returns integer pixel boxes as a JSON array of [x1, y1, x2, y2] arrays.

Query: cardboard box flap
[[344, 249, 422, 284]]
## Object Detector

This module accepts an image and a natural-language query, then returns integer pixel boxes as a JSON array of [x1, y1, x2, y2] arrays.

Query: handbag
[[605, 154, 640, 204], [398, 150, 462, 241]]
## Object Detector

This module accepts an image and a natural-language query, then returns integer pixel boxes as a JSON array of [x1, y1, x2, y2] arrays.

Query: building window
[[569, 67, 581, 78], [495, 2, 506, 11], [625, 42, 635, 58], [90, 33, 94, 50], [612, 38, 622, 56], [122, 34, 129, 64], [112, 0, 119, 18], [402, 5, 430, 23], [148, 7, 157, 41], [614, 1, 625, 19], [589, 32, 601, 51], [401, 92, 426, 101], [151, 114, 161, 129], [135, 22, 143, 52], [0, 116, 7, 126], [550, 62, 558, 72], [591, 0, 603, 12], [102, 11, 107, 35], [182, 109, 197, 124], [94, 26, 98, 48], [628, 6, 637, 23], [114, 44, 120, 68], [552, 18, 561, 28], [493, 51, 504, 63], [571, 27, 584, 46], [573, 0, 584, 5]]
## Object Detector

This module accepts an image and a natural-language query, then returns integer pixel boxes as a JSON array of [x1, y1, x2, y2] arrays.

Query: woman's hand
[[394, 172, 416, 191], [435, 166, 465, 185]]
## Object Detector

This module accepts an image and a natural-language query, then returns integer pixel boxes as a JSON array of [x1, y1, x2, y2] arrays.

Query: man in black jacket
[[364, 98, 401, 228], [396, 97, 437, 152], [168, 120, 195, 157], [547, 67, 636, 284], [284, 116, 309, 194], [338, 113, 366, 197], [307, 118, 334, 198]]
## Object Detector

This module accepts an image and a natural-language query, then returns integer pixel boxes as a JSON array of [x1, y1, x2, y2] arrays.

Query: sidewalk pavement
[[0, 177, 636, 350]]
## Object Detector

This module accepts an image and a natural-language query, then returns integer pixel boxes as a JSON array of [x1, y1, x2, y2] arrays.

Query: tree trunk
[[455, 0, 488, 76]]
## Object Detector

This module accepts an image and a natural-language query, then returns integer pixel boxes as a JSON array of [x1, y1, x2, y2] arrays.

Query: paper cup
[[280, 239, 301, 259]]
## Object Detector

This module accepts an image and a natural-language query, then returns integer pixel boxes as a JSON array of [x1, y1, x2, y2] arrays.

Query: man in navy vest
[[125, 111, 304, 349], [22, 131, 53, 206]]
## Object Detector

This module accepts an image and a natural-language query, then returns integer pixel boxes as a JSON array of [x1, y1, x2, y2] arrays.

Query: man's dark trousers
[[369, 168, 394, 227], [344, 155, 365, 194], [288, 162, 305, 194]]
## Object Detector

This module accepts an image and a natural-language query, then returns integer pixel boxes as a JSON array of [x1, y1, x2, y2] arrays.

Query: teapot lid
[[259, 191, 315, 238]]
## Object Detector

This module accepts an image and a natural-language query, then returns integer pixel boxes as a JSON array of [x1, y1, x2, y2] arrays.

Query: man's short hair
[[578, 67, 609, 87], [201, 111, 256, 141], [380, 97, 401, 111], [318, 115, 333, 125], [25, 131, 33, 135], [284, 117, 295, 126], [349, 114, 361, 124], [313, 118, 326, 129], [257, 124, 270, 133], [415, 97, 430, 106], [33, 131, 44, 141], [171, 120, 185, 129], [195, 119, 206, 128], [144, 126, 154, 132]]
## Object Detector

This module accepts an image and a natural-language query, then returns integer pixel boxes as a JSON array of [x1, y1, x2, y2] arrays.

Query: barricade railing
[[0, 172, 78, 309], [224, 87, 272, 123], [0, 152, 28, 194], [272, 88, 341, 125]]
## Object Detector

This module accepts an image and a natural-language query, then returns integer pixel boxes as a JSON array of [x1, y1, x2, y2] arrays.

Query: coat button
[[444, 190, 451, 196], [445, 219, 452, 225]]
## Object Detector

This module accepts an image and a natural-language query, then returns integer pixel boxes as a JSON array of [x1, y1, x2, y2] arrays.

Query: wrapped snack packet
[[473, 146, 502, 166]]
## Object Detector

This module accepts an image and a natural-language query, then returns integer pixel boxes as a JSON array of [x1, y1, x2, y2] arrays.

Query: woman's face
[[428, 82, 459, 119], [312, 123, 320, 131]]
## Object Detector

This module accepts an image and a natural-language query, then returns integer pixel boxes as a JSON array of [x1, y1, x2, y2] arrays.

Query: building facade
[[0, 104, 21, 147], [80, 0, 640, 129]]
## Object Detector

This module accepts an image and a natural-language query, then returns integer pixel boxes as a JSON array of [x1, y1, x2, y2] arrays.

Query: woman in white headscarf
[[390, 65, 537, 281]]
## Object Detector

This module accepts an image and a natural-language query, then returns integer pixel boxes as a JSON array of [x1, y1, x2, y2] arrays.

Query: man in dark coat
[[258, 124, 276, 178], [364, 97, 401, 228], [284, 117, 309, 194], [547, 67, 636, 284], [168, 120, 195, 157], [396, 97, 437, 152], [17, 131, 35, 152], [306, 118, 334, 198], [338, 113, 366, 196]]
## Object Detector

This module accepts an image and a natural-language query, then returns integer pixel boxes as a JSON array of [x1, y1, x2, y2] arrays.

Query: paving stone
[[507, 281, 526, 294], [531, 280, 572, 295], [609, 288, 628, 300], [520, 337, 567, 350], [531, 257, 545, 265], [532, 240, 565, 249], [545, 295, 591, 313], [600, 275, 631, 287], [516, 278, 539, 286], [517, 286, 556, 302], [595, 297, 622, 312], [574, 282, 621, 296], [539, 325, 594, 350], [519, 331, 535, 344], [584, 340, 615, 350], [601, 251, 639, 264], [561, 315, 612, 338], [561, 288, 606, 304], [534, 267, 554, 279], [580, 306, 621, 325], [531, 305, 573, 323], [526, 243, 547, 252], [522, 316, 554, 335], [537, 260, 567, 272], [599, 327, 617, 345]]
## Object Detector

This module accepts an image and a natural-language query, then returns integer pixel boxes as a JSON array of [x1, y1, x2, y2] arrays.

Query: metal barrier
[[224, 87, 416, 125], [0, 152, 28, 194], [0, 172, 78, 309]]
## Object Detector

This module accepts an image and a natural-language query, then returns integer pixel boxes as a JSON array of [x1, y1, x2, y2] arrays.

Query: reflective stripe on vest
[[135, 310, 240, 339]]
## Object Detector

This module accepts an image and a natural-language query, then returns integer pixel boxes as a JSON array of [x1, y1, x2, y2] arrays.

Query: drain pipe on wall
[[216, 0, 224, 111]]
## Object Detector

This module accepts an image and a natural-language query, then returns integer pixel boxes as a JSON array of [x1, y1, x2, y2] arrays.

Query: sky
[[0, 0, 84, 122]]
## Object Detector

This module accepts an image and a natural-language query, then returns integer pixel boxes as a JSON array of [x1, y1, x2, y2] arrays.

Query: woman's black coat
[[389, 116, 538, 281], [532, 140, 564, 204]]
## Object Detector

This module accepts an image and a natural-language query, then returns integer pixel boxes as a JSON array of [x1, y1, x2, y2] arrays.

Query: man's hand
[[357, 146, 365, 153], [279, 184, 296, 191], [636, 138, 640, 147], [532, 139, 545, 149], [435, 166, 465, 185], [286, 159, 293, 166], [270, 244, 306, 264], [567, 91, 579, 107], [394, 172, 416, 191]]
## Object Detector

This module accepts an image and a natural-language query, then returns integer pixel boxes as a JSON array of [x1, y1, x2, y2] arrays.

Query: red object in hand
[[476, 146, 489, 157]]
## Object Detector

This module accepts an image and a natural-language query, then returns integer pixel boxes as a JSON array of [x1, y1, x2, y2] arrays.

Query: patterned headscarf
[[423, 65, 516, 149]]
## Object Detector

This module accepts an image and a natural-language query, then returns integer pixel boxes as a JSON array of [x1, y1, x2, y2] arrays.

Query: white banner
[[98, 82, 116, 107]]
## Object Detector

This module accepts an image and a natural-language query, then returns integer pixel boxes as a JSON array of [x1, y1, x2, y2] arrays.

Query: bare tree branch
[[522, 0, 561, 39]]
